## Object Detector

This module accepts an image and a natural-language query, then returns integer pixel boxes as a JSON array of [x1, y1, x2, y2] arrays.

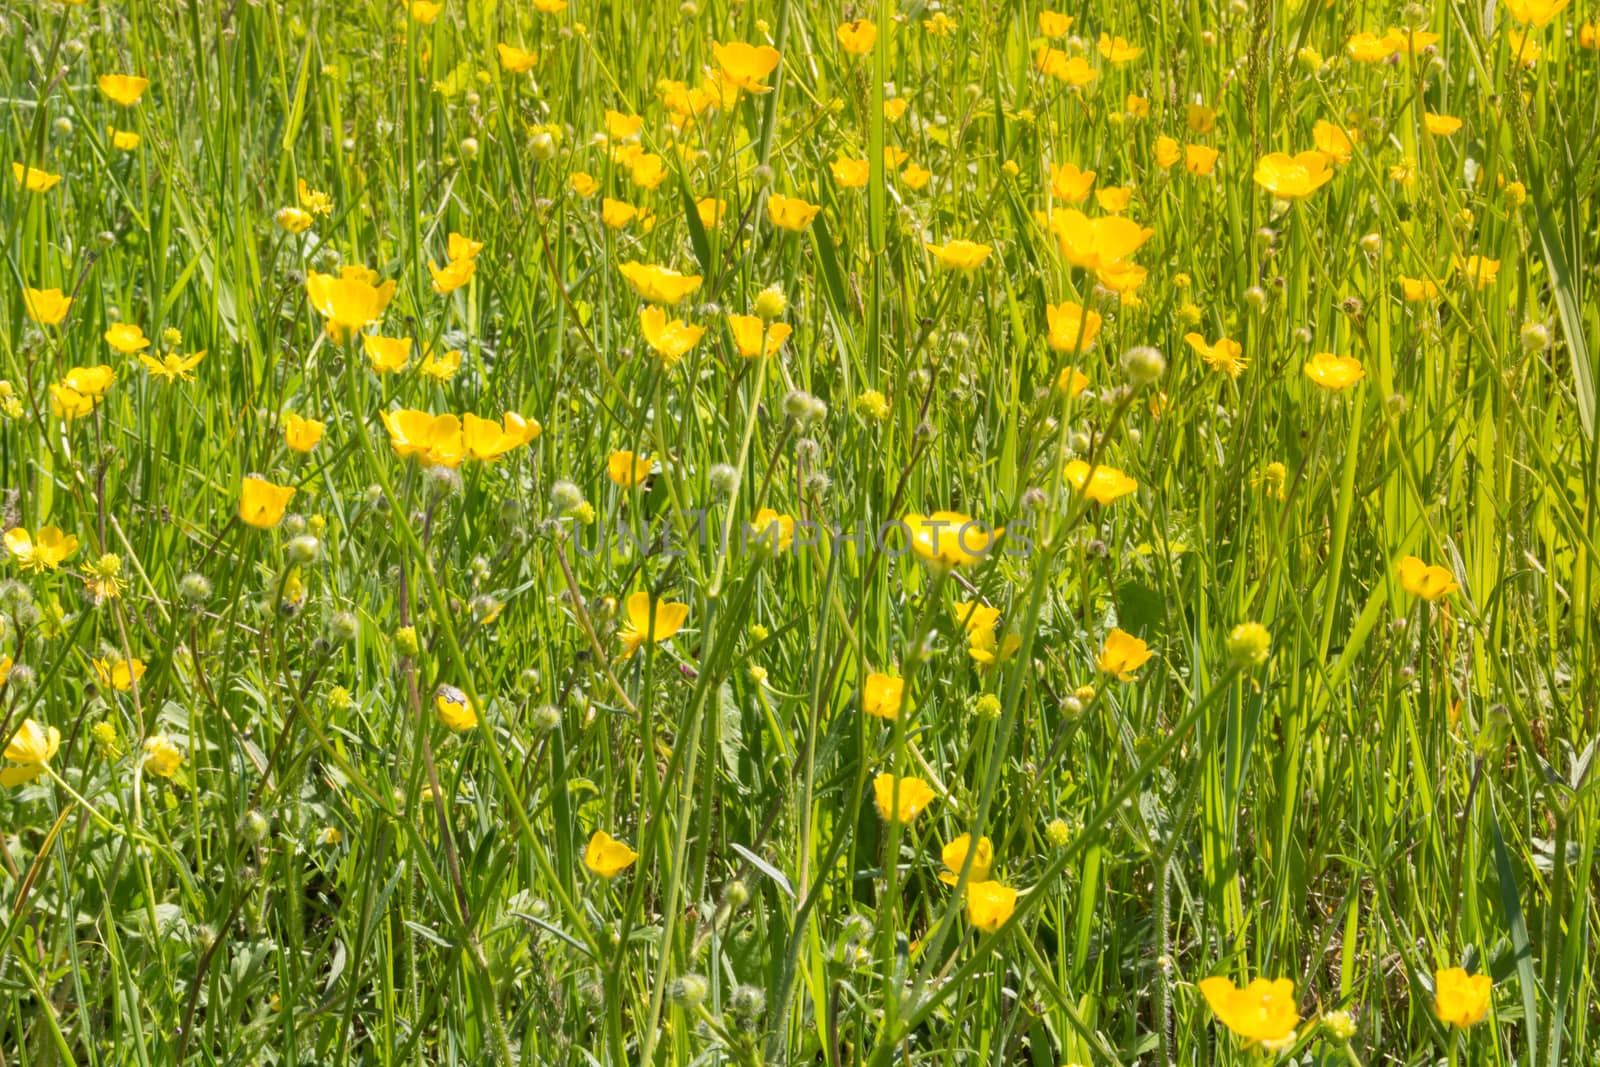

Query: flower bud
[[754, 284, 787, 320], [394, 625, 420, 658], [327, 611, 359, 644], [708, 463, 740, 496], [286, 534, 320, 566], [179, 572, 212, 603], [1225, 621, 1272, 670], [668, 974, 709, 1010]]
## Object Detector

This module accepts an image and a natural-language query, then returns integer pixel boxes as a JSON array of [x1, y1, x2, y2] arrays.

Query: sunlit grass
[[2, 0, 1599, 1064]]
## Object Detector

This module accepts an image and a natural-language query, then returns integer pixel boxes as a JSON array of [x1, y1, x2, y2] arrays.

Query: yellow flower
[[619, 261, 703, 305], [429, 257, 476, 294], [1199, 976, 1300, 1049], [306, 267, 396, 340], [605, 110, 643, 139], [136, 350, 204, 383], [697, 197, 726, 227], [297, 178, 333, 215], [885, 98, 909, 121], [1398, 555, 1459, 600], [5, 526, 80, 572], [432, 683, 477, 730], [601, 197, 638, 229], [749, 507, 796, 551], [497, 43, 538, 72], [24, 286, 72, 326], [1097, 33, 1142, 63], [1253, 151, 1333, 199], [1454, 255, 1500, 289], [1313, 120, 1355, 164], [533, 0, 567, 11], [50, 384, 95, 420], [447, 232, 483, 261], [922, 12, 957, 35], [1346, 31, 1399, 63], [142, 735, 184, 778], [639, 306, 705, 364], [618, 590, 690, 656], [1096, 261, 1147, 295], [411, 0, 442, 24], [628, 153, 667, 190], [284, 413, 325, 453], [363, 334, 413, 373], [903, 510, 1004, 568], [569, 171, 599, 197], [1302, 352, 1365, 391], [830, 157, 871, 188], [381, 409, 465, 467], [607, 450, 653, 488], [1046, 302, 1102, 353], [1056, 367, 1090, 396], [1154, 135, 1182, 169], [767, 193, 821, 232], [965, 880, 1017, 932], [2, 719, 60, 788], [1046, 210, 1152, 271], [108, 127, 141, 151], [1433, 967, 1492, 1027], [11, 162, 61, 192], [940, 834, 994, 885], [502, 412, 543, 445], [1504, 0, 1569, 27], [238, 476, 296, 529], [837, 18, 877, 54], [900, 163, 931, 190], [862, 672, 903, 719], [727, 314, 793, 358], [1126, 93, 1151, 117], [276, 206, 314, 233], [1094, 185, 1134, 213], [1063, 459, 1138, 505], [1184, 333, 1247, 378], [925, 240, 992, 271], [1424, 112, 1463, 136], [1096, 627, 1153, 680], [1186, 104, 1217, 134], [93, 656, 147, 692], [419, 346, 462, 382], [584, 830, 639, 878], [872, 772, 937, 823], [712, 41, 781, 93], [1582, 22, 1600, 48], [64, 365, 115, 397], [1035, 47, 1096, 86], [1039, 11, 1074, 37], [1399, 276, 1440, 302], [85, 552, 125, 603], [104, 323, 151, 354], [97, 74, 150, 106], [462, 412, 522, 461], [1185, 143, 1220, 176]]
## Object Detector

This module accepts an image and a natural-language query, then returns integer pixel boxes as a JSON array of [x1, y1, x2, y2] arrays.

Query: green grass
[[2, 0, 1599, 1064]]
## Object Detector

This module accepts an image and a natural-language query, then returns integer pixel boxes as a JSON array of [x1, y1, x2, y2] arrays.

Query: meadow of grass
[[3, 0, 1600, 1063]]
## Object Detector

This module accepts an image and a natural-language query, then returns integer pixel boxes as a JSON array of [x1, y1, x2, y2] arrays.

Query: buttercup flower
[[2, 719, 60, 788], [306, 267, 396, 340], [831, 157, 870, 188], [497, 43, 538, 72], [143, 735, 184, 778], [1398, 555, 1459, 600], [837, 19, 877, 54], [925, 240, 992, 270], [1303, 352, 1365, 391], [618, 590, 690, 656], [363, 334, 413, 373], [1433, 967, 1491, 1027], [24, 287, 72, 325], [619, 262, 702, 305], [727, 315, 793, 358], [98, 74, 150, 105], [1039, 11, 1074, 37], [1063, 460, 1138, 505], [584, 830, 639, 877], [1047, 211, 1153, 271], [903, 511, 1003, 568], [749, 507, 796, 551], [965, 880, 1018, 932], [93, 656, 147, 691], [712, 41, 781, 93], [639, 306, 705, 364], [6, 526, 80, 572], [1036, 47, 1096, 85], [1097, 34, 1142, 63], [872, 772, 937, 823], [429, 258, 476, 294], [12, 163, 61, 192], [1050, 163, 1095, 203], [433, 684, 478, 730], [862, 672, 904, 719], [1199, 976, 1300, 1050], [1096, 628, 1152, 680], [767, 193, 821, 232], [239, 476, 296, 528], [940, 833, 993, 885], [284, 413, 325, 453], [104, 323, 151, 354], [1253, 151, 1333, 199], [1184, 333, 1247, 378], [1046, 302, 1102, 352]]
